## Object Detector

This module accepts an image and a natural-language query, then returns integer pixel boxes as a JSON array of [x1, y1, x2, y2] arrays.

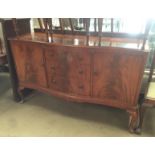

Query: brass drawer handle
[[78, 85, 84, 89], [41, 58, 45, 66], [78, 57, 83, 61], [93, 70, 98, 76], [51, 79, 56, 83], [26, 63, 31, 70], [50, 53, 54, 56], [51, 65, 55, 69], [79, 70, 83, 74]]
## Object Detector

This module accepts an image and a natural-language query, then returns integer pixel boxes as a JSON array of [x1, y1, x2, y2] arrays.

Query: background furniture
[[0, 18, 31, 101], [146, 48, 155, 105], [0, 22, 7, 71], [139, 49, 155, 130]]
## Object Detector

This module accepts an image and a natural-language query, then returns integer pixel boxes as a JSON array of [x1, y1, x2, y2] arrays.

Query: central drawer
[[44, 45, 91, 96]]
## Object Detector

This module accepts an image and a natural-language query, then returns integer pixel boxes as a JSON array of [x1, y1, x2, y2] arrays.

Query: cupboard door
[[11, 41, 47, 87], [92, 48, 146, 106], [45, 46, 91, 96]]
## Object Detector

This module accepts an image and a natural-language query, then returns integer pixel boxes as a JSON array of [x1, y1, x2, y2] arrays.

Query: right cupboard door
[[92, 48, 147, 108]]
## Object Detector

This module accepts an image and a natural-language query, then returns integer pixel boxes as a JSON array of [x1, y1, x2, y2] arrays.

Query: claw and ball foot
[[128, 109, 141, 134]]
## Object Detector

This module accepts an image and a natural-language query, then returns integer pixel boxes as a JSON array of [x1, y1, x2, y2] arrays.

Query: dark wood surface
[[9, 32, 148, 133]]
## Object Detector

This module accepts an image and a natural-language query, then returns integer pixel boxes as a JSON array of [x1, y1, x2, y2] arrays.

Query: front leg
[[18, 87, 25, 103], [127, 109, 140, 134]]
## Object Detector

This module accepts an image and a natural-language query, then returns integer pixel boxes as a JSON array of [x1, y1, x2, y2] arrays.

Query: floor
[[0, 73, 155, 136]]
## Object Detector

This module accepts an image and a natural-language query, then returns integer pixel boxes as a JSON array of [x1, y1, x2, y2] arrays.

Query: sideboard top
[[9, 32, 149, 51]]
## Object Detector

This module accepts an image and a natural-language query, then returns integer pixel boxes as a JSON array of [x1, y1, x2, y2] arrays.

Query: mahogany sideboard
[[9, 32, 148, 133]]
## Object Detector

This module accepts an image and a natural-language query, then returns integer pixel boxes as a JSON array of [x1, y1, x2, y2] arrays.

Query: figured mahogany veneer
[[9, 33, 148, 133]]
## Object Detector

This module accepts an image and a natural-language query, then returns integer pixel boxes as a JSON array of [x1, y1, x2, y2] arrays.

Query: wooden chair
[[35, 18, 151, 51], [37, 18, 53, 42], [37, 18, 44, 32]]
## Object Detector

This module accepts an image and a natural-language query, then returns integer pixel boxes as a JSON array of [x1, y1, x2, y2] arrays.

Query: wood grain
[[10, 41, 47, 87]]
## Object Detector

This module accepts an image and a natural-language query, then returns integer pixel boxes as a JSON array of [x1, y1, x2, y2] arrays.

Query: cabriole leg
[[127, 109, 141, 134], [18, 87, 25, 103]]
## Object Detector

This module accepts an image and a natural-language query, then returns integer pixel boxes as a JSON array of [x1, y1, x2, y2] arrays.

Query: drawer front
[[45, 46, 91, 96]]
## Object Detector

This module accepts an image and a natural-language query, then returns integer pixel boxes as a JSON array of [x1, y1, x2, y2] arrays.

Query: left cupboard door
[[10, 41, 47, 88]]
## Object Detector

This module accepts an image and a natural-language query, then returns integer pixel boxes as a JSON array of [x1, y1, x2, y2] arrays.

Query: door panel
[[11, 41, 47, 87], [92, 48, 146, 106]]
